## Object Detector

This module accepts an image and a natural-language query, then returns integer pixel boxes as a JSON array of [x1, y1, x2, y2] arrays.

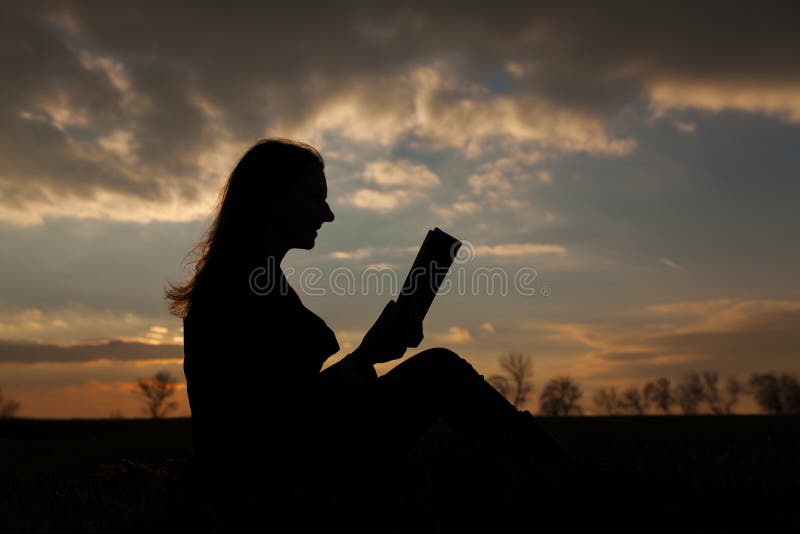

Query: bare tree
[[701, 372, 722, 413], [643, 378, 673, 414], [722, 377, 743, 414], [0, 386, 21, 418], [675, 374, 705, 414], [592, 387, 621, 415], [539, 377, 583, 416], [135, 371, 180, 418], [618, 386, 650, 415], [748, 373, 782, 414], [700, 372, 741, 414], [488, 353, 534, 408], [749, 373, 800, 414]]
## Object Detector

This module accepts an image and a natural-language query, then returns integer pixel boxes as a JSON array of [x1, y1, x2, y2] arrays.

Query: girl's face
[[271, 163, 335, 250]]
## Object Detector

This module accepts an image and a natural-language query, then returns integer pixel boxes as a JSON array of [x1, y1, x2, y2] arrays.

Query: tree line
[[3, 359, 800, 419], [0, 371, 181, 420], [488, 353, 800, 416]]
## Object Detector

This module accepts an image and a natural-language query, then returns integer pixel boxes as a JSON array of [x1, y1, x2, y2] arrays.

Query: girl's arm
[[318, 347, 377, 388]]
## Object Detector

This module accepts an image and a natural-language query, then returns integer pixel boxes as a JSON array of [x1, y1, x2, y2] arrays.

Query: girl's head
[[215, 138, 334, 252], [165, 138, 335, 317]]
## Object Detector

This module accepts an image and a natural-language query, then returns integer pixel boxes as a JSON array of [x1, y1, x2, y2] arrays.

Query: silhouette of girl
[[167, 139, 569, 530]]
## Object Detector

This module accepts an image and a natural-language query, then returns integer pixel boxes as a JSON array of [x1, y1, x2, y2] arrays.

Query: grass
[[1, 416, 798, 532]]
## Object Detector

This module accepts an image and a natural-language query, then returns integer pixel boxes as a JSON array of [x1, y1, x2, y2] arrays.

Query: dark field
[[1, 416, 798, 532]]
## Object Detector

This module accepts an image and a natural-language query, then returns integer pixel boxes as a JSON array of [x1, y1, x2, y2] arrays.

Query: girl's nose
[[323, 202, 335, 223]]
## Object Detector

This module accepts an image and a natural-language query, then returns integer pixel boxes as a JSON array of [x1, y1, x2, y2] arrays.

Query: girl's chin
[[298, 236, 316, 250]]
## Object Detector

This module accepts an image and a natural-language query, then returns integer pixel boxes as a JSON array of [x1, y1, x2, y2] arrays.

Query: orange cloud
[[0, 338, 183, 364], [436, 326, 473, 344], [525, 299, 800, 382], [648, 81, 800, 123]]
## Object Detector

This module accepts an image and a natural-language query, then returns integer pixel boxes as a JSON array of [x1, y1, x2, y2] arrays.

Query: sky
[[1, 1, 798, 417]]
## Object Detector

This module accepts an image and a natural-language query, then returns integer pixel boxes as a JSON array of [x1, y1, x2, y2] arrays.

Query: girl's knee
[[408, 347, 473, 375], [417, 346, 462, 360]]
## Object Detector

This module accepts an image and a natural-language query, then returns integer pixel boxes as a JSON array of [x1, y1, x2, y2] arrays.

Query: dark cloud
[[590, 308, 800, 378], [649, 312, 800, 370], [2, 1, 798, 219], [596, 351, 661, 362], [0, 5, 147, 206], [0, 338, 182, 364]]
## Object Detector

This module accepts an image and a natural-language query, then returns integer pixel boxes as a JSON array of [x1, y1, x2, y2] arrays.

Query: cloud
[[437, 326, 473, 344], [648, 82, 800, 123], [328, 248, 375, 260], [431, 200, 482, 221], [0, 306, 181, 343], [341, 158, 440, 213], [480, 322, 496, 335], [527, 299, 800, 381], [362, 159, 440, 188], [338, 188, 422, 212], [659, 257, 687, 272], [644, 299, 800, 332], [537, 170, 553, 185], [468, 168, 514, 195], [464, 151, 546, 213], [324, 241, 567, 266], [475, 243, 566, 257], [365, 262, 396, 270], [407, 66, 636, 157], [324, 245, 419, 262], [0, 338, 183, 364], [673, 120, 696, 133], [0, 1, 653, 224], [6, 2, 796, 224], [145, 325, 170, 341]]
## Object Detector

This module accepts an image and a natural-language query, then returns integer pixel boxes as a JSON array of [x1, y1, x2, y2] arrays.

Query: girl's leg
[[372, 347, 567, 463], [364, 347, 575, 529]]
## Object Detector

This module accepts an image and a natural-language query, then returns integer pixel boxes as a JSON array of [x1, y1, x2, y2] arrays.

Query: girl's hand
[[398, 300, 424, 348], [355, 300, 422, 364]]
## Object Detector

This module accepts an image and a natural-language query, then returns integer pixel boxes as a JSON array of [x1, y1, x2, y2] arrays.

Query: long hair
[[165, 138, 324, 318]]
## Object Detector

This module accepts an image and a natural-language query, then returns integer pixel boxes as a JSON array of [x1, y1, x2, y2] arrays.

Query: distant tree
[[786, 377, 800, 414], [748, 373, 782, 414], [749, 373, 800, 414], [488, 353, 534, 408], [618, 386, 650, 415], [787, 377, 800, 414], [643, 378, 674, 414], [722, 376, 743, 414], [539, 377, 583, 416], [0, 386, 21, 418], [701, 372, 742, 414], [109, 409, 126, 419], [135, 371, 180, 418], [592, 387, 621, 415], [675, 374, 705, 414]]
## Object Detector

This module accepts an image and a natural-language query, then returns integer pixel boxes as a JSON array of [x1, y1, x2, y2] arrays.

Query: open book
[[395, 227, 462, 344]]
